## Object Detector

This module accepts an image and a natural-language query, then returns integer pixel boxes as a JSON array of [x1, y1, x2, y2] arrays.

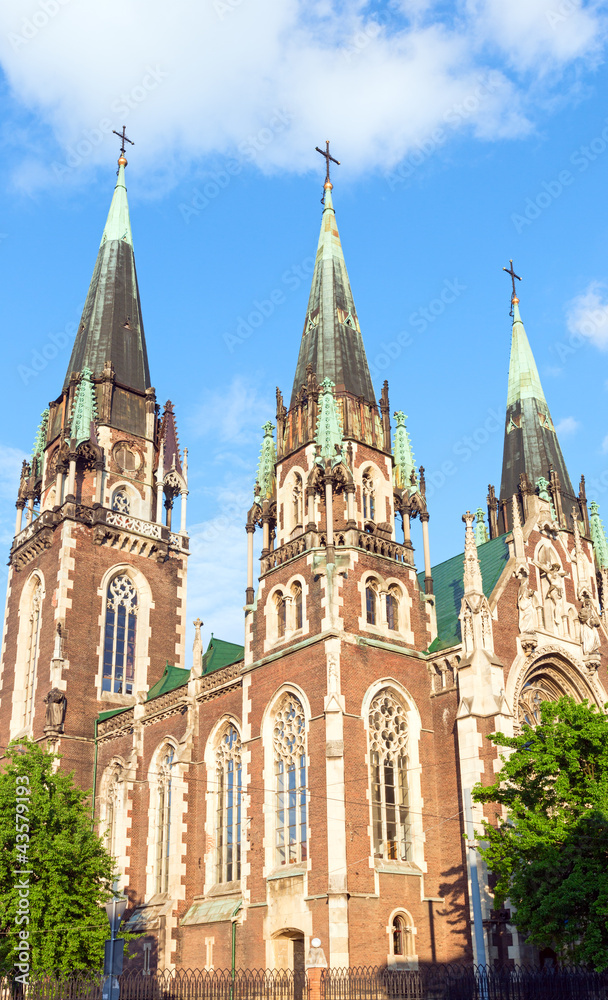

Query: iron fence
[[1, 964, 608, 1000]]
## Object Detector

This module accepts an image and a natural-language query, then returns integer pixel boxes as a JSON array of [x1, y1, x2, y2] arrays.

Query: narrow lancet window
[[102, 575, 137, 694], [369, 690, 412, 862], [274, 694, 307, 866], [216, 725, 242, 883]]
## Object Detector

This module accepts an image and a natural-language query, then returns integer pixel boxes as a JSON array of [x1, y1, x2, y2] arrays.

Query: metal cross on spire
[[503, 259, 522, 300], [112, 125, 134, 159], [316, 140, 340, 185]]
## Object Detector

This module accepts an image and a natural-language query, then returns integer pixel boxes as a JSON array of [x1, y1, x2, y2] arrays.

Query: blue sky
[[1, 0, 608, 654]]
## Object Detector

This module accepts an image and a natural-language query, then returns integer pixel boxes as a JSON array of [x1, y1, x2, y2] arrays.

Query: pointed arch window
[[366, 580, 378, 626], [216, 725, 242, 883], [273, 694, 307, 866], [155, 746, 174, 895], [103, 575, 137, 695], [292, 583, 303, 631], [112, 489, 130, 514], [275, 591, 286, 640], [368, 689, 412, 862], [23, 578, 43, 728], [391, 913, 414, 958], [386, 587, 400, 631], [292, 475, 304, 528], [362, 473, 375, 521]]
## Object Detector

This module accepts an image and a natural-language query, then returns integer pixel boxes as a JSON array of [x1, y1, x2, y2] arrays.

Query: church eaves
[[63, 158, 151, 393], [499, 296, 575, 505], [289, 182, 375, 408]]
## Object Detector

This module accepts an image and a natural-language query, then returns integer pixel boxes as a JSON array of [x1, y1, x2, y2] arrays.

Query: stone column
[[94, 460, 104, 506], [15, 500, 25, 535], [421, 513, 433, 594], [25, 495, 34, 526], [66, 455, 77, 501], [246, 524, 255, 605], [325, 476, 334, 563], [179, 490, 188, 534]]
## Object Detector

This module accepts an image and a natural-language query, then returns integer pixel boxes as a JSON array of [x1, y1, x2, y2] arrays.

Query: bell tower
[[240, 159, 464, 970], [0, 152, 189, 785]]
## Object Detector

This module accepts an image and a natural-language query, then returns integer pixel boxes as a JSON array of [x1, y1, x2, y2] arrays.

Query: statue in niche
[[517, 575, 536, 634], [579, 598, 601, 657], [533, 547, 566, 629], [44, 688, 66, 731]]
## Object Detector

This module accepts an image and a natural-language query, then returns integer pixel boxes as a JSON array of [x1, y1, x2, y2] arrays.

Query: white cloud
[[602, 434, 608, 453], [0, 0, 604, 190], [554, 415, 580, 435], [566, 281, 608, 350], [188, 375, 271, 446]]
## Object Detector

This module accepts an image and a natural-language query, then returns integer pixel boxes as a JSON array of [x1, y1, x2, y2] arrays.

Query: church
[[1, 143, 607, 977]]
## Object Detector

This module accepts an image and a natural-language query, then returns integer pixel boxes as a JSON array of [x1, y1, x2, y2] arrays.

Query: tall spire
[[290, 167, 375, 408], [63, 155, 150, 393], [499, 292, 575, 506]]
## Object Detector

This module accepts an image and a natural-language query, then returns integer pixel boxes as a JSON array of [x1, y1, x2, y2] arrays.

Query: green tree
[[0, 739, 116, 973], [473, 696, 608, 970]]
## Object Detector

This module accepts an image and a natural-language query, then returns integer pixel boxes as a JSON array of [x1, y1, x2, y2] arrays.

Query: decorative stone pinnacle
[[255, 422, 276, 499], [590, 501, 608, 569], [463, 511, 484, 594], [393, 410, 417, 493], [474, 507, 489, 546], [70, 367, 98, 449], [315, 379, 343, 466]]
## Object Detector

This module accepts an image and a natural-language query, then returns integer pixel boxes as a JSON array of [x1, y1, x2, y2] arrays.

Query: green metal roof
[[418, 533, 510, 653], [97, 705, 132, 723], [202, 636, 244, 675], [181, 897, 241, 926], [146, 661, 189, 700]]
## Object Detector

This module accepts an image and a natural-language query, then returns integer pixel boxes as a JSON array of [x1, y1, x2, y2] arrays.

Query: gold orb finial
[[118, 155, 128, 167], [512, 295, 519, 305], [324, 180, 333, 190]]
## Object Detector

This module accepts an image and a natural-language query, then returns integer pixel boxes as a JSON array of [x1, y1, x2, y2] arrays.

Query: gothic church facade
[[1, 154, 608, 975]]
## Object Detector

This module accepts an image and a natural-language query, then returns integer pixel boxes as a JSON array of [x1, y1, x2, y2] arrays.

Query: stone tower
[[241, 175, 468, 968], [0, 154, 189, 785]]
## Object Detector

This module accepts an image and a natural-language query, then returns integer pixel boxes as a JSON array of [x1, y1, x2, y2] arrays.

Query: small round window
[[114, 443, 140, 472]]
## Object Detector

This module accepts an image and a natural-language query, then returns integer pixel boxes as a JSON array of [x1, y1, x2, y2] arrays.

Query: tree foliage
[[473, 696, 608, 970], [0, 740, 116, 973]]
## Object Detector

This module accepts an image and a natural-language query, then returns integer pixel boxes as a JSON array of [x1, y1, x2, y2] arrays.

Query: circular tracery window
[[113, 443, 140, 472]]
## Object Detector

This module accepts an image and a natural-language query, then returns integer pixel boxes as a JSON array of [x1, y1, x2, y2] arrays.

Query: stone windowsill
[[374, 858, 423, 876], [266, 863, 307, 881]]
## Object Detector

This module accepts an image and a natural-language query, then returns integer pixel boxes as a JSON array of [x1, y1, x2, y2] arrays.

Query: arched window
[[392, 913, 414, 958], [23, 578, 43, 728], [216, 724, 242, 883], [368, 689, 412, 861], [366, 581, 378, 625], [292, 583, 303, 631], [155, 746, 175, 895], [362, 472, 375, 521], [102, 574, 138, 695], [275, 592, 286, 640], [112, 489, 130, 514], [292, 474, 303, 528], [273, 694, 307, 866], [386, 586, 400, 631]]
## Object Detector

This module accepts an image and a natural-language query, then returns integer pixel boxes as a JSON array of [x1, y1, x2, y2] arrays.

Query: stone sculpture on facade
[[43, 688, 66, 732]]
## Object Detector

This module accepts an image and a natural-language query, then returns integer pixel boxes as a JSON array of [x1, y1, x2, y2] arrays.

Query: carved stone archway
[[513, 645, 601, 730]]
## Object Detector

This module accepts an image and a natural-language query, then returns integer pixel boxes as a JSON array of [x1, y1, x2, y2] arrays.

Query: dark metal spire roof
[[63, 161, 150, 392], [289, 183, 375, 407], [500, 297, 575, 503]]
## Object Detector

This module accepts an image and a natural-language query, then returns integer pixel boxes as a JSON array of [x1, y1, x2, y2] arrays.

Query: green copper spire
[[315, 378, 344, 466], [255, 421, 276, 499], [100, 163, 133, 247], [500, 292, 575, 508], [31, 409, 49, 477], [290, 181, 375, 407], [70, 367, 98, 448], [474, 507, 489, 546], [63, 158, 150, 393], [590, 501, 608, 569], [393, 411, 416, 492], [506, 301, 547, 408]]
